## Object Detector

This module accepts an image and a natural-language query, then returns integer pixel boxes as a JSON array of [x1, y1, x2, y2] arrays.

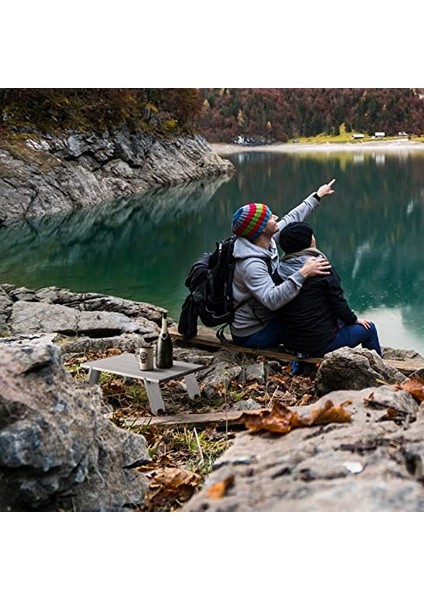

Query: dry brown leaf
[[306, 399, 353, 425], [149, 467, 201, 494], [268, 373, 290, 385], [206, 475, 235, 500], [299, 393, 313, 406], [239, 402, 294, 433], [144, 467, 202, 509], [245, 382, 261, 392], [400, 378, 424, 403], [386, 407, 399, 418], [239, 399, 352, 434]]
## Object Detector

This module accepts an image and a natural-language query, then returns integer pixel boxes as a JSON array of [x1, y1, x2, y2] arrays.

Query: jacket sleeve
[[240, 257, 306, 311], [274, 193, 320, 241], [325, 271, 357, 325]]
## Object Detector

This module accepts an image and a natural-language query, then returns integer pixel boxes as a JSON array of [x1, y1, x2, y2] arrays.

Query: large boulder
[[315, 347, 407, 396], [10, 300, 141, 337], [0, 284, 163, 345], [0, 342, 149, 511], [183, 385, 424, 512]]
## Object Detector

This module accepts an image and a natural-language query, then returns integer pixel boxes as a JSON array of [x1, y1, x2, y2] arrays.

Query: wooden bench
[[170, 325, 424, 375], [170, 326, 323, 364], [81, 352, 206, 415]]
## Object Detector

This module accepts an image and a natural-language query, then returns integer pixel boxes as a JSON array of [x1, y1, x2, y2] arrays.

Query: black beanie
[[279, 222, 314, 253]]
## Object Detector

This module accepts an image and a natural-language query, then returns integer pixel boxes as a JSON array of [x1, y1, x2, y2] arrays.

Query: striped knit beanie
[[231, 203, 272, 241]]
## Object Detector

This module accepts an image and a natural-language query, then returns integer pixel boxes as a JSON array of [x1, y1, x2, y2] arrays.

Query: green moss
[[0, 135, 58, 172]]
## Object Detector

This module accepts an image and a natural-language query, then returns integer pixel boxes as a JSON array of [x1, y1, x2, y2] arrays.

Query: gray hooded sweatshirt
[[230, 193, 321, 338]]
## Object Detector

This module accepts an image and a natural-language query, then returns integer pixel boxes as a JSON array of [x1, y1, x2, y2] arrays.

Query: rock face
[[0, 130, 235, 224], [0, 283, 163, 351], [183, 385, 424, 512], [0, 342, 149, 511]]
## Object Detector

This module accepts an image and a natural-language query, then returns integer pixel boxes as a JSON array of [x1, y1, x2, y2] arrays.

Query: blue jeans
[[232, 316, 285, 348], [320, 322, 382, 356], [233, 318, 382, 356]]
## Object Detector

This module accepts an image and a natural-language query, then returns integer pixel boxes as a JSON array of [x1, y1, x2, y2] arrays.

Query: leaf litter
[[63, 348, 339, 510]]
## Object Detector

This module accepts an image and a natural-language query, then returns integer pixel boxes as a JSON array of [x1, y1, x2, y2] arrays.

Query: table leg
[[88, 368, 100, 384], [184, 373, 200, 399], [143, 379, 166, 415]]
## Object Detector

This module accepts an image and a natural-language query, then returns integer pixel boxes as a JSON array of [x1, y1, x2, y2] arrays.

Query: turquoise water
[[1, 148, 424, 353]]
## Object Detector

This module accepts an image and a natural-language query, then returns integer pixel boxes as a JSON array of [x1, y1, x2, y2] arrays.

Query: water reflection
[[220, 149, 424, 352], [0, 174, 233, 309], [1, 149, 424, 352]]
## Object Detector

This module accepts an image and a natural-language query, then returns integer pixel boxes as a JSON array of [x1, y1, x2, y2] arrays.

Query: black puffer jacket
[[274, 252, 357, 355]]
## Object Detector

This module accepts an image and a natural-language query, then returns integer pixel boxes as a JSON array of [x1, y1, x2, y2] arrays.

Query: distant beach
[[211, 140, 424, 154]]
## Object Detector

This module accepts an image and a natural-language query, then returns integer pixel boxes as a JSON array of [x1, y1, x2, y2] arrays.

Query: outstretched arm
[[275, 179, 337, 237]]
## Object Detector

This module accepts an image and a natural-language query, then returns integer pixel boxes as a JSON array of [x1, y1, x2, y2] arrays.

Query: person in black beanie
[[273, 221, 382, 357]]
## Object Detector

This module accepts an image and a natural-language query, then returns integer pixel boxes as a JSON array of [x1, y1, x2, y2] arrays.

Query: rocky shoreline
[[0, 130, 235, 225], [2, 282, 424, 512], [211, 139, 424, 155]]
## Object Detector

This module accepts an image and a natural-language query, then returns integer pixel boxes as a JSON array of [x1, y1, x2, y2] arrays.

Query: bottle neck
[[160, 315, 168, 336]]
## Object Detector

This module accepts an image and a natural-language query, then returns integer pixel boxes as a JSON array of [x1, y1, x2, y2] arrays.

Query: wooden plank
[[169, 326, 322, 365], [123, 410, 247, 429], [383, 358, 424, 375], [170, 326, 424, 375]]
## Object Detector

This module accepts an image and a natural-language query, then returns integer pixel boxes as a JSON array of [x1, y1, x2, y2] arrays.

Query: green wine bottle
[[155, 311, 173, 369]]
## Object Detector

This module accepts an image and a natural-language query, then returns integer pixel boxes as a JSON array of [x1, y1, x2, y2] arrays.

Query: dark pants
[[233, 318, 382, 357], [232, 316, 285, 348], [320, 321, 382, 356]]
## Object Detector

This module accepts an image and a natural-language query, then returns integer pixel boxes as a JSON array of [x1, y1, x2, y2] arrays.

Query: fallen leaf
[[239, 399, 352, 434], [306, 399, 353, 425], [386, 407, 399, 419], [206, 475, 235, 500], [401, 378, 424, 403], [299, 393, 313, 406], [239, 402, 294, 433], [148, 467, 201, 503]]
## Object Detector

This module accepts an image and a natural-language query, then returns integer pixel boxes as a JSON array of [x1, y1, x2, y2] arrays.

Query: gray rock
[[10, 301, 79, 335], [383, 347, 423, 360], [60, 332, 156, 355], [240, 362, 266, 383], [183, 386, 424, 512], [9, 300, 148, 337], [200, 361, 243, 400], [0, 130, 235, 224], [0, 285, 13, 334], [0, 343, 149, 511], [0, 285, 166, 358], [232, 399, 262, 411], [315, 347, 406, 396]]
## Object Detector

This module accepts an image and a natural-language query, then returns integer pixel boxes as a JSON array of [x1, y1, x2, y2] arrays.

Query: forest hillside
[[195, 88, 424, 142], [2, 89, 424, 145], [0, 89, 202, 135]]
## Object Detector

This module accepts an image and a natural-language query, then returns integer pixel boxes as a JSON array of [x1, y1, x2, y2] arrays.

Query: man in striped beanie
[[230, 179, 337, 348], [231, 203, 272, 241]]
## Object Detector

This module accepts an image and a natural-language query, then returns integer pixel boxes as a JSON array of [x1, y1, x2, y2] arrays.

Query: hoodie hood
[[233, 236, 278, 262], [276, 255, 308, 280]]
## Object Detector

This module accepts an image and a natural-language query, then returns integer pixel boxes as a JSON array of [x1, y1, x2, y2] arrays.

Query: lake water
[[1, 146, 424, 354]]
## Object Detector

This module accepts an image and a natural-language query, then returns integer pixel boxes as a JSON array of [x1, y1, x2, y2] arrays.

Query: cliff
[[0, 129, 235, 225]]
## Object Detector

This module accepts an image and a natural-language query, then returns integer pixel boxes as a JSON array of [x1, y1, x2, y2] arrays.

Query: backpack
[[178, 237, 271, 342]]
